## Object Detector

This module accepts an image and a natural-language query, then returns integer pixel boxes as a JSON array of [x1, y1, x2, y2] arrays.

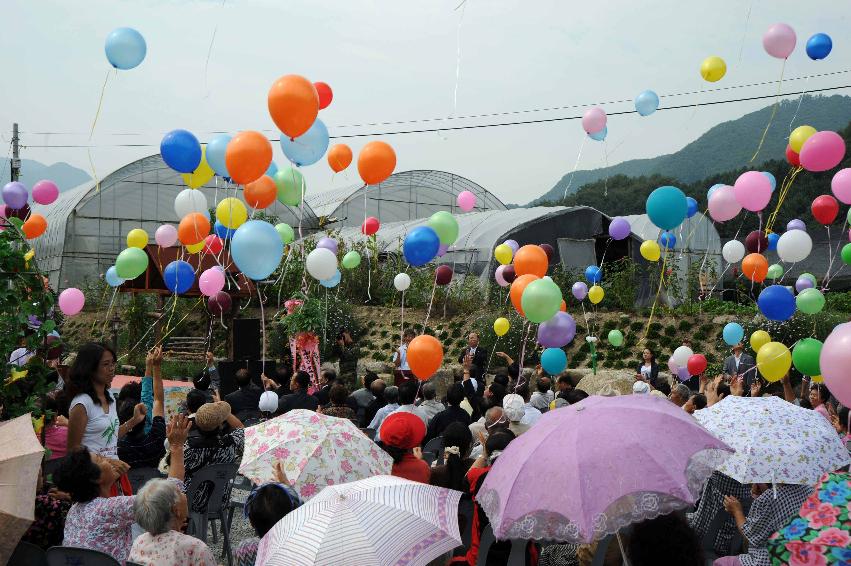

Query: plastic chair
[[46, 546, 121, 566], [226, 474, 255, 532], [590, 534, 614, 566], [126, 466, 164, 493], [9, 540, 48, 566], [185, 463, 238, 566], [422, 436, 443, 466], [458, 497, 474, 548]]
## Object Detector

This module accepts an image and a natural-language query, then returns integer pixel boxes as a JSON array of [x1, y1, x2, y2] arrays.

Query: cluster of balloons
[[2, 180, 58, 241], [785, 125, 847, 173], [667, 345, 707, 382]]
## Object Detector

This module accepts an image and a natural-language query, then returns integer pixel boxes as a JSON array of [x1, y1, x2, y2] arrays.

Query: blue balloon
[[806, 33, 832, 60], [105, 266, 125, 288], [403, 226, 441, 267], [541, 347, 567, 375], [161, 130, 202, 174], [634, 90, 660, 116], [266, 161, 278, 178], [707, 183, 724, 201], [722, 322, 744, 346], [231, 220, 284, 280], [646, 186, 687, 230], [320, 270, 341, 288], [585, 265, 602, 283], [757, 285, 796, 321], [588, 125, 607, 142], [761, 171, 776, 192], [104, 27, 146, 70], [214, 221, 235, 240], [659, 231, 677, 249], [206, 134, 232, 178], [767, 232, 780, 251], [686, 197, 699, 218], [281, 118, 330, 166], [163, 260, 195, 294]]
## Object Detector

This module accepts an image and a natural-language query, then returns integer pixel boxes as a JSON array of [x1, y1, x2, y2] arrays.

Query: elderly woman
[[378, 411, 430, 483]]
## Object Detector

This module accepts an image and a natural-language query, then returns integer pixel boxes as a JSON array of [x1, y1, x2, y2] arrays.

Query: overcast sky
[[2, 0, 849, 203]]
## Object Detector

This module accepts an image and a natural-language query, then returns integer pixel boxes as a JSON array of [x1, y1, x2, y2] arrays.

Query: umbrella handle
[[616, 532, 631, 566]]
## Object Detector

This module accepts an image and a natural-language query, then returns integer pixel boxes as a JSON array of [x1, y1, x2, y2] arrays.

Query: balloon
[[342, 251, 361, 269], [231, 220, 284, 280], [31, 180, 58, 205], [707, 183, 724, 200], [320, 270, 341, 289], [757, 285, 796, 321], [361, 216, 380, 236], [244, 176, 277, 209], [800, 273, 817, 287], [658, 232, 676, 249], [2, 182, 27, 210], [686, 197, 699, 218], [608, 217, 630, 240], [776, 230, 812, 262], [640, 240, 661, 261], [583, 265, 602, 284], [514, 245, 549, 278], [358, 141, 397, 185], [796, 288, 825, 314], [174, 188, 207, 219], [274, 166, 306, 207], [305, 248, 338, 281], [504, 240, 520, 253], [722, 240, 746, 263], [22, 213, 46, 239], [537, 312, 576, 348], [208, 291, 232, 315], [266, 162, 279, 178], [811, 195, 839, 225], [571, 281, 588, 301], [437, 243, 450, 258], [435, 265, 453, 286], [394, 273, 411, 292], [407, 335, 443, 381], [510, 274, 539, 316], [608, 329, 624, 347], [214, 221, 235, 240], [494, 244, 513, 265], [708, 185, 742, 222], [786, 219, 806, 232], [177, 212, 210, 246], [539, 244, 555, 261], [806, 33, 832, 60], [646, 186, 687, 230], [795, 276, 814, 292], [226, 131, 273, 185], [206, 134, 232, 178], [722, 322, 744, 346], [634, 90, 659, 116], [763, 23, 796, 59], [427, 211, 459, 246], [582, 107, 607, 134], [203, 234, 223, 255], [733, 171, 772, 212], [403, 226, 440, 267], [214, 198, 246, 231], [819, 322, 851, 406], [830, 168, 851, 204], [700, 56, 726, 82], [327, 144, 353, 173], [494, 265, 510, 287], [449, 191, 476, 215], [314, 81, 333, 109], [588, 126, 607, 142], [316, 237, 338, 255], [186, 242, 205, 254], [104, 27, 146, 70], [502, 265, 517, 283], [163, 260, 195, 294], [767, 233, 780, 251], [127, 228, 148, 249], [58, 288, 85, 316], [750, 330, 771, 352], [785, 145, 801, 167], [268, 75, 320, 139], [745, 230, 768, 254], [521, 278, 563, 323], [742, 253, 768, 282], [761, 172, 776, 192], [842, 243, 851, 266], [115, 247, 148, 279], [756, 341, 792, 382], [160, 130, 202, 174], [494, 317, 510, 337], [792, 338, 823, 376], [687, 354, 707, 376], [541, 348, 567, 375], [588, 285, 604, 304], [789, 125, 816, 154], [800, 131, 846, 172], [181, 145, 215, 189], [281, 118, 329, 167], [670, 346, 693, 367], [105, 266, 125, 288], [767, 264, 783, 279]]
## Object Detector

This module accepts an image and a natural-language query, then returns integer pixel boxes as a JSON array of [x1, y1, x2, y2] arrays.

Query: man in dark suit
[[458, 331, 487, 391], [278, 371, 320, 414], [224, 368, 262, 423], [723, 343, 758, 392]]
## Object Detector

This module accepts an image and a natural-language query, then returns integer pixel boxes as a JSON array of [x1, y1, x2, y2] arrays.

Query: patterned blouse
[[184, 428, 245, 511], [234, 536, 260, 566], [128, 530, 216, 566], [739, 484, 814, 566], [21, 490, 70, 549]]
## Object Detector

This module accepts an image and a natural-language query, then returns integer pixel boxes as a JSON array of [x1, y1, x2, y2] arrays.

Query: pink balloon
[[582, 107, 607, 134], [819, 322, 851, 406], [762, 23, 796, 59], [831, 169, 851, 205], [31, 180, 59, 205], [708, 185, 742, 222], [667, 358, 679, 374], [155, 224, 178, 247], [457, 190, 476, 212], [800, 131, 846, 173], [58, 287, 85, 316], [733, 171, 772, 212], [198, 267, 225, 297], [495, 264, 510, 287]]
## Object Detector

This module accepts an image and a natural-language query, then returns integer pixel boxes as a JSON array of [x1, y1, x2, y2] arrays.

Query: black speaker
[[232, 318, 261, 361]]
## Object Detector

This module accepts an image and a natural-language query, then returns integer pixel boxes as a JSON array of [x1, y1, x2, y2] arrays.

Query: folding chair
[[185, 463, 239, 566], [126, 466, 164, 494], [422, 436, 443, 466], [9, 540, 47, 566], [46, 546, 120, 566]]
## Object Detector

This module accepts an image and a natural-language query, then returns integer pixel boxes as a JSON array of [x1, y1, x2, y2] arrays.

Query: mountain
[[532, 94, 851, 205], [0, 158, 91, 191]]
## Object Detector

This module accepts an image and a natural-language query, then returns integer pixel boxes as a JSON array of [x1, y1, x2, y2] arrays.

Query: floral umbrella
[[767, 472, 851, 565], [239, 410, 392, 500]]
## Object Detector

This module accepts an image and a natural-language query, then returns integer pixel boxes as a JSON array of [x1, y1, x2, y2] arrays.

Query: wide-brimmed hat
[[502, 394, 525, 422], [195, 401, 231, 432]]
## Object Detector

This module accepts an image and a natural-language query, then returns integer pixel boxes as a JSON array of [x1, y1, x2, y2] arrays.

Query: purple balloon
[[608, 216, 631, 240], [495, 264, 510, 287], [676, 366, 691, 382], [795, 277, 814, 292], [2, 182, 28, 210], [787, 219, 807, 232], [537, 311, 577, 348], [437, 243, 449, 257], [316, 237, 338, 255], [571, 281, 588, 301], [504, 239, 520, 253]]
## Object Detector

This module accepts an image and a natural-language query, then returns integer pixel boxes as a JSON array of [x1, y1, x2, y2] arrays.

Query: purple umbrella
[[477, 395, 733, 543]]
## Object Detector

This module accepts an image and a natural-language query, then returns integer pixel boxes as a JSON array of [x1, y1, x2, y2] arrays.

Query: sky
[[2, 0, 850, 204]]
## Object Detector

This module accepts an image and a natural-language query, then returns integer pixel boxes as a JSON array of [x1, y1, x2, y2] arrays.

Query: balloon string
[[89, 70, 111, 140], [423, 276, 438, 331], [516, 321, 532, 391], [258, 282, 266, 374], [99, 288, 119, 340], [824, 217, 849, 288], [788, 75, 810, 132], [750, 58, 787, 163], [89, 284, 111, 335], [778, 261, 797, 283], [765, 166, 803, 232], [485, 335, 499, 374], [562, 135, 587, 200], [641, 247, 669, 343], [822, 226, 835, 290], [399, 289, 406, 346], [451, 1, 467, 117], [736, 0, 754, 63]]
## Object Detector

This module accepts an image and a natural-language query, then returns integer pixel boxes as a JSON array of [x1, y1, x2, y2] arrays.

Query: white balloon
[[671, 345, 693, 367], [174, 188, 208, 219], [722, 240, 746, 264], [394, 273, 411, 292], [776, 230, 813, 263], [306, 248, 338, 281]]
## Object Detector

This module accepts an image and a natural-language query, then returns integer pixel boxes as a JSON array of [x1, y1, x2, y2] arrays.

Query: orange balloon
[[358, 141, 396, 185], [22, 213, 47, 239], [225, 131, 273, 185], [513, 245, 548, 278], [268, 75, 320, 139], [407, 334, 444, 380], [560, 300, 566, 312], [510, 274, 539, 316], [742, 253, 769, 282], [327, 144, 353, 173], [178, 213, 210, 246], [244, 175, 277, 209]]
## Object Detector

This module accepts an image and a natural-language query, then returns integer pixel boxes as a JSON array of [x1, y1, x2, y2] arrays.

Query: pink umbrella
[[477, 395, 733, 543]]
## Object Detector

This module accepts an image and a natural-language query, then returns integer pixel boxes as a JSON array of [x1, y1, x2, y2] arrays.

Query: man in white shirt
[[457, 332, 487, 390], [416, 382, 445, 425], [516, 383, 542, 426], [393, 328, 416, 386], [375, 381, 428, 441], [529, 376, 554, 412], [367, 386, 400, 432]]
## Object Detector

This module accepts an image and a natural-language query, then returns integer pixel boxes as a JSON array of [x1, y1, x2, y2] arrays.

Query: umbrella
[[693, 396, 849, 485], [767, 472, 851, 565], [239, 409, 392, 500], [477, 395, 733, 543], [0, 414, 46, 564], [255, 475, 462, 566]]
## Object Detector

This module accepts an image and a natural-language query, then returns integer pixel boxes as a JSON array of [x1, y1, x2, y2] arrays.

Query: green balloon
[[115, 247, 149, 279], [608, 329, 624, 347], [766, 264, 783, 279], [8, 217, 23, 230], [796, 287, 825, 314], [342, 250, 362, 269], [520, 278, 563, 323], [275, 223, 294, 244], [274, 167, 305, 207], [427, 211, 459, 246], [842, 244, 851, 266], [792, 338, 822, 376], [799, 272, 817, 286]]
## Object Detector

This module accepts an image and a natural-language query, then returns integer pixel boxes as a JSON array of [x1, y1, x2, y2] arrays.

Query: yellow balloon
[[789, 125, 817, 154], [700, 56, 726, 82], [640, 240, 661, 262], [127, 228, 149, 249], [588, 285, 604, 304], [756, 341, 791, 382], [181, 145, 215, 189], [494, 244, 513, 266], [493, 317, 510, 337], [812, 374, 823, 383], [750, 330, 771, 353], [216, 197, 248, 229], [185, 241, 204, 254]]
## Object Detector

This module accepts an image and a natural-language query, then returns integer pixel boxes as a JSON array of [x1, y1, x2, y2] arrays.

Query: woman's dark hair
[[64, 343, 116, 408], [185, 390, 208, 414], [446, 383, 465, 406], [441, 422, 472, 491], [810, 383, 830, 404], [487, 383, 507, 408], [492, 373, 509, 388], [628, 512, 703, 566], [329, 383, 349, 405], [193, 369, 212, 391], [690, 394, 707, 411], [485, 430, 515, 457], [117, 382, 141, 404], [563, 389, 589, 404], [54, 447, 101, 503], [641, 349, 656, 364], [294, 371, 311, 390], [836, 405, 849, 432], [246, 484, 300, 537], [377, 441, 407, 464], [656, 381, 671, 397], [716, 382, 731, 400], [799, 397, 813, 410]]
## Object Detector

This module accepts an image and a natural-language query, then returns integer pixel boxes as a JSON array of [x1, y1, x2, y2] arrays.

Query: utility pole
[[11, 123, 20, 182]]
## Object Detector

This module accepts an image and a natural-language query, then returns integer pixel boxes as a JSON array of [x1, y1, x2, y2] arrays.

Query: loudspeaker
[[232, 318, 261, 361]]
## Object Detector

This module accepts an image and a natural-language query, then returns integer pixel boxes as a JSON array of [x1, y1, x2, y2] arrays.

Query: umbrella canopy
[[693, 396, 849, 485], [255, 475, 463, 566], [0, 415, 46, 564], [239, 410, 392, 500], [767, 472, 851, 565], [477, 395, 732, 543]]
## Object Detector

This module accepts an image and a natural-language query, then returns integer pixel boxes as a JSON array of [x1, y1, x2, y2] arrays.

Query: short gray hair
[[421, 382, 436, 400], [134, 479, 181, 535], [672, 383, 691, 400], [384, 386, 399, 404]]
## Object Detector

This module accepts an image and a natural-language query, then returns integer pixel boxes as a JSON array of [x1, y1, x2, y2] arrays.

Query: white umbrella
[[693, 396, 849, 485], [256, 475, 463, 566]]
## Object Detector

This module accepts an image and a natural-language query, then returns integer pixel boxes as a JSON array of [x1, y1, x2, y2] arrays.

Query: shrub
[[678, 319, 691, 332], [664, 324, 677, 337]]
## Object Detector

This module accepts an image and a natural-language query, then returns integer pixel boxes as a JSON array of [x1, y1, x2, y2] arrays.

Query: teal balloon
[[274, 167, 305, 206], [796, 288, 825, 314], [427, 211, 459, 246], [342, 251, 362, 269], [767, 264, 783, 279], [266, 161, 279, 178], [607, 329, 624, 347], [206, 134, 232, 178], [320, 270, 341, 288], [792, 338, 822, 376], [722, 322, 744, 346], [231, 220, 283, 280], [588, 126, 607, 141], [115, 247, 149, 279], [520, 278, 563, 323], [105, 27, 146, 70], [275, 223, 294, 244], [105, 266, 125, 287], [541, 348, 567, 375], [646, 186, 687, 230], [280, 118, 329, 167]]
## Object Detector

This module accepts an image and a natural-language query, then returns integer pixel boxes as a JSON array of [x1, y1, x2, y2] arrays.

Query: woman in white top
[[635, 348, 660, 388]]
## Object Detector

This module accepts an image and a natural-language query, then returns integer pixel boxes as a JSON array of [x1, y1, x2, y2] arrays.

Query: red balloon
[[208, 291, 232, 315], [539, 243, 555, 261], [686, 354, 707, 376], [4, 204, 30, 220], [785, 145, 800, 167], [435, 265, 453, 285], [361, 216, 380, 236], [744, 230, 768, 253], [314, 82, 333, 110], [812, 194, 839, 225], [204, 234, 223, 255], [502, 265, 516, 283]]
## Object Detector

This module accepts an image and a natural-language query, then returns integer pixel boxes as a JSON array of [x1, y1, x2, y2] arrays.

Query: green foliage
[[270, 293, 360, 358]]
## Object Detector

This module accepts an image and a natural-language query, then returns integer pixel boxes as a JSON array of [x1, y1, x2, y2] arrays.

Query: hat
[[195, 401, 231, 432], [632, 381, 651, 394], [259, 391, 278, 413], [502, 394, 525, 422], [650, 390, 667, 399], [380, 412, 426, 449]]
